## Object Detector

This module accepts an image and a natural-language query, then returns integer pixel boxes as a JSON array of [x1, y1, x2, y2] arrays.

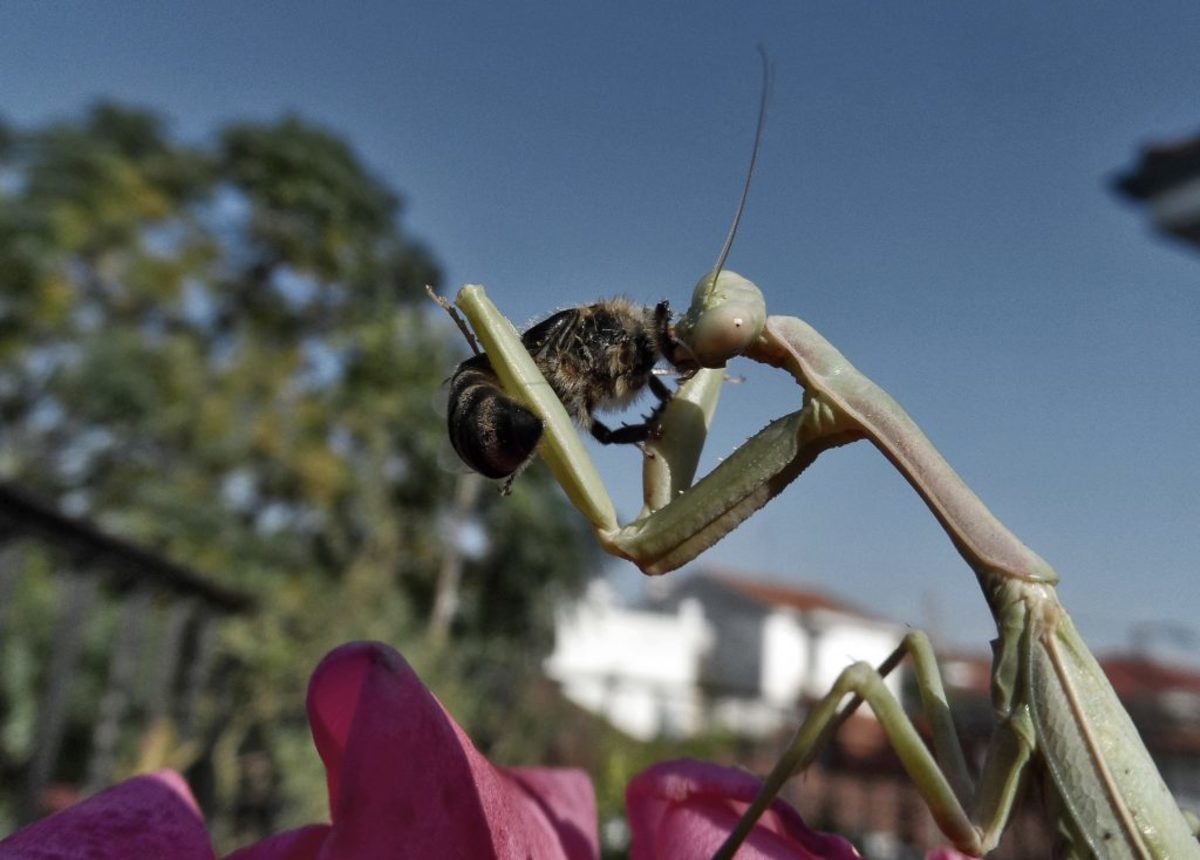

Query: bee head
[[651, 300, 697, 374]]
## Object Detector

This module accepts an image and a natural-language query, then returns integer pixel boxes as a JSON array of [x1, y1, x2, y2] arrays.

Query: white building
[[542, 578, 713, 740], [544, 570, 907, 740]]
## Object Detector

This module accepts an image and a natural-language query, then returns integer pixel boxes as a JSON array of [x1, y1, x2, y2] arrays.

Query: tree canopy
[[0, 103, 599, 840]]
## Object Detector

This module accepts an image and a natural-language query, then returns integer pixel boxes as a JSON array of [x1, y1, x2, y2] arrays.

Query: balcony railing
[[0, 483, 253, 826]]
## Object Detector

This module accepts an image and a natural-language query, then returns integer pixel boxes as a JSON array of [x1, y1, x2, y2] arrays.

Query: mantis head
[[672, 269, 767, 368]]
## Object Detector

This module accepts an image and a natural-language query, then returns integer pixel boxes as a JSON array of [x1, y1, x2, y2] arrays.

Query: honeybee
[[447, 298, 688, 481]]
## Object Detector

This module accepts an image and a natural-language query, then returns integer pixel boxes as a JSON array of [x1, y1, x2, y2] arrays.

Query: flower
[[626, 759, 861, 860], [0, 642, 598, 860], [0, 770, 215, 860], [227, 641, 598, 859]]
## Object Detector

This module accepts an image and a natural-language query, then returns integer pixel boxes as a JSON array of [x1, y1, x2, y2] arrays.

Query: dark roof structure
[[0, 482, 254, 613], [1114, 130, 1200, 246], [1115, 135, 1200, 199]]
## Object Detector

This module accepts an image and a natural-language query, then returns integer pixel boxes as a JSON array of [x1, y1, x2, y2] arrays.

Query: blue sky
[[3, 2, 1199, 657]]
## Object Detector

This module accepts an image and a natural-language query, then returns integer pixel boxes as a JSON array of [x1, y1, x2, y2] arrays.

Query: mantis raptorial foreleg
[[452, 273, 853, 575]]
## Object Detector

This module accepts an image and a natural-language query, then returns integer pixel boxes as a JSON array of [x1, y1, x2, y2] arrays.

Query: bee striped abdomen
[[448, 355, 543, 479]]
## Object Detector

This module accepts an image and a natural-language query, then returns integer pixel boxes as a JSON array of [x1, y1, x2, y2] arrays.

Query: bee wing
[[431, 378, 476, 475], [437, 436, 477, 475]]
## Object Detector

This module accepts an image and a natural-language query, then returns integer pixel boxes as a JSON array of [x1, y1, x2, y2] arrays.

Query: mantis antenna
[[710, 46, 773, 285], [672, 52, 772, 369]]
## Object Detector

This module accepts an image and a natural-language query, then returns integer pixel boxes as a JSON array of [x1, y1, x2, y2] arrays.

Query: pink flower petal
[[292, 641, 597, 859], [626, 759, 860, 860], [0, 770, 215, 860], [507, 767, 598, 859], [223, 824, 330, 860]]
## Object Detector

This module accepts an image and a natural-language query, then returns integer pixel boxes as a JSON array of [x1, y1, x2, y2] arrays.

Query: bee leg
[[427, 286, 481, 355], [648, 374, 673, 404], [645, 378, 676, 428], [590, 418, 656, 446]]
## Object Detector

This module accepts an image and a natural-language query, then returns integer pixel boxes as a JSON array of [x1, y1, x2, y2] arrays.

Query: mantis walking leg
[[715, 632, 1036, 859]]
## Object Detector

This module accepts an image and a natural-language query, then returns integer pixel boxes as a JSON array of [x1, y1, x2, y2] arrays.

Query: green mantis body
[[448, 272, 1200, 857]]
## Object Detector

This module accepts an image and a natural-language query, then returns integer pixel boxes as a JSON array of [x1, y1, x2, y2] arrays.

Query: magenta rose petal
[[302, 641, 598, 859], [0, 770, 215, 860], [222, 824, 330, 860], [627, 759, 861, 860], [507, 766, 600, 859]]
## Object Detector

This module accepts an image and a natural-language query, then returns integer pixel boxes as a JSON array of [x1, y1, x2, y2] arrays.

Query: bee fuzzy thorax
[[525, 298, 670, 419]]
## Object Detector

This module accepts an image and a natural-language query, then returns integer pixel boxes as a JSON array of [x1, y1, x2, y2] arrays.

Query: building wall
[[546, 577, 906, 740], [760, 608, 903, 726], [805, 611, 904, 702], [543, 581, 712, 740], [760, 611, 811, 707]]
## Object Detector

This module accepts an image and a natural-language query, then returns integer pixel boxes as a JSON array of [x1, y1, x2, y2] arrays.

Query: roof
[[0, 482, 254, 613], [1100, 655, 1200, 700], [699, 570, 883, 621], [940, 649, 1200, 702]]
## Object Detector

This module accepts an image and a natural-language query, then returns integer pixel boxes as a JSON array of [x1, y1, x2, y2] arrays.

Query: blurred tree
[[0, 103, 598, 842]]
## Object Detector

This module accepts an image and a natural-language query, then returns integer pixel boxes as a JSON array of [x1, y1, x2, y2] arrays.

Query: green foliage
[[0, 102, 601, 842], [220, 116, 407, 287], [467, 463, 597, 646]]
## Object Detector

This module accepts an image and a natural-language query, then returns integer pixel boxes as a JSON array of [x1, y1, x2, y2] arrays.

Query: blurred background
[[1, 3, 1199, 857]]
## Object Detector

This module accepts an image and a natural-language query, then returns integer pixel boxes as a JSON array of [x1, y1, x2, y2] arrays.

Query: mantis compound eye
[[673, 270, 766, 368]]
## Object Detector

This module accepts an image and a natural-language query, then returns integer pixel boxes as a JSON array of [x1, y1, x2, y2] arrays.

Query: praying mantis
[[431, 62, 1199, 860], [447, 269, 1200, 857]]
